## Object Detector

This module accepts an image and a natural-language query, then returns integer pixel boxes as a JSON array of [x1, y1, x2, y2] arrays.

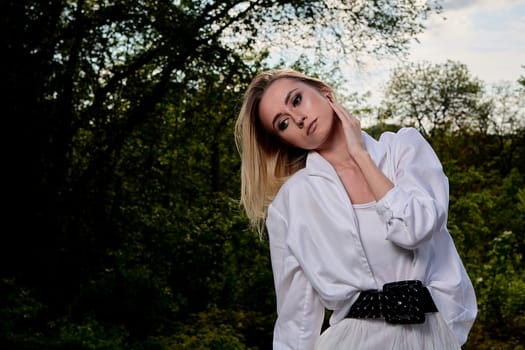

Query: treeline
[[1, 1, 524, 349]]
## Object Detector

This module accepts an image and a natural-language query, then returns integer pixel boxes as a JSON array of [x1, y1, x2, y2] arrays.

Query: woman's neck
[[317, 124, 357, 171], [317, 125, 376, 204]]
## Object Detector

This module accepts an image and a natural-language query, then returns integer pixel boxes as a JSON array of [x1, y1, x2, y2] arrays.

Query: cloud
[[441, 0, 480, 11], [441, 0, 523, 11], [339, 0, 525, 111], [407, 0, 525, 83]]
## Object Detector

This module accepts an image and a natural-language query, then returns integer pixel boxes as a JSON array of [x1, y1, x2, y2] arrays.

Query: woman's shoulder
[[375, 127, 443, 169], [275, 168, 311, 197], [272, 164, 330, 206], [268, 169, 310, 214], [374, 127, 432, 154], [377, 127, 425, 143]]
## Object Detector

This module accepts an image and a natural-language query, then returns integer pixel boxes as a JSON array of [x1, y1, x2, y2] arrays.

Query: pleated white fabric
[[315, 313, 461, 350]]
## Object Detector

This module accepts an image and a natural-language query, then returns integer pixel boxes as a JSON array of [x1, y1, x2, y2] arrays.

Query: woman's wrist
[[350, 149, 371, 164]]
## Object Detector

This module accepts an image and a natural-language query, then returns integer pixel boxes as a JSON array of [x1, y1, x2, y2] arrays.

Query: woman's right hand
[[327, 98, 366, 158]]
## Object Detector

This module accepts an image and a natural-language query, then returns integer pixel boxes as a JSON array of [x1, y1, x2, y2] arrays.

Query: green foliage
[[428, 129, 525, 348], [51, 317, 129, 350], [465, 231, 525, 350], [0, 277, 129, 349], [0, 278, 46, 347], [160, 306, 270, 350], [3, 0, 524, 349]]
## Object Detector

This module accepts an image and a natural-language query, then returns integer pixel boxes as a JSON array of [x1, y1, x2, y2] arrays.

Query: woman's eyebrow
[[271, 88, 298, 129], [284, 88, 298, 106]]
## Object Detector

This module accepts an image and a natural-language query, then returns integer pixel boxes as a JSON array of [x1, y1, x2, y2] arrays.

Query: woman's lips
[[307, 118, 317, 136]]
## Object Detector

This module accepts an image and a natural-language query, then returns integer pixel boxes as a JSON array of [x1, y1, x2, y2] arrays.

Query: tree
[[382, 60, 487, 135], [484, 81, 525, 134], [2, 0, 443, 348], [482, 81, 525, 174]]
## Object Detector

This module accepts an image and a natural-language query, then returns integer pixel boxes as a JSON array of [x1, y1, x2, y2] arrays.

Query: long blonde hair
[[234, 68, 335, 237]]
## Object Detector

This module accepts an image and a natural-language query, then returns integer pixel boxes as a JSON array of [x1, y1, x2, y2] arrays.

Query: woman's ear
[[320, 88, 333, 101]]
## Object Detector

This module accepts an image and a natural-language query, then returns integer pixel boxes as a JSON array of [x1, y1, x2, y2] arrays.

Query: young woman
[[235, 68, 477, 350]]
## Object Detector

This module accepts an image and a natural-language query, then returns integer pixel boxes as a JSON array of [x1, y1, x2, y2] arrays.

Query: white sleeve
[[267, 205, 325, 350], [375, 128, 450, 249]]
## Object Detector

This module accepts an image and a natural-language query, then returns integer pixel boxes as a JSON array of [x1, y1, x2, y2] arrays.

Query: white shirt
[[353, 201, 415, 285], [266, 127, 477, 350]]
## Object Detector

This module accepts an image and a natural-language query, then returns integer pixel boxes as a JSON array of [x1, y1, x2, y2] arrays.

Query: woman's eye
[[292, 93, 302, 107], [277, 119, 289, 131]]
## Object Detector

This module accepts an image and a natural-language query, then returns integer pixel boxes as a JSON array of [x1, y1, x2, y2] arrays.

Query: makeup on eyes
[[272, 89, 302, 132]]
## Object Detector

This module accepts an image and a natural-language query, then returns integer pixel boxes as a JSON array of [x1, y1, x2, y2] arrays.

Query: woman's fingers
[[328, 99, 347, 121], [328, 99, 364, 155], [328, 99, 360, 130]]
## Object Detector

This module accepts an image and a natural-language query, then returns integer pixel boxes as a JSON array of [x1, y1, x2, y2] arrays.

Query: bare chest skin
[[336, 165, 376, 204]]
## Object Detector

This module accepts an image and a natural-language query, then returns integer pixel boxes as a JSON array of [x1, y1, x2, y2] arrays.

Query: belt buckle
[[382, 280, 426, 324]]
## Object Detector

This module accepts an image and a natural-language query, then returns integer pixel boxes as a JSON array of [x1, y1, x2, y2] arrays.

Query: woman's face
[[258, 78, 335, 151]]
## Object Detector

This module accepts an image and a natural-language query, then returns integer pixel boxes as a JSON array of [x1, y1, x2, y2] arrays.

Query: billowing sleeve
[[375, 128, 450, 249], [375, 128, 477, 344], [266, 204, 325, 350]]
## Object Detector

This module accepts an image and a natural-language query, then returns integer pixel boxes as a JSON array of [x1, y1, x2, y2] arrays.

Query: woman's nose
[[295, 116, 307, 129]]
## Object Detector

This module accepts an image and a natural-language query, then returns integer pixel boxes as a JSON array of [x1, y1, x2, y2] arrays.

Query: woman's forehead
[[266, 78, 299, 94], [262, 78, 309, 106], [260, 79, 296, 109]]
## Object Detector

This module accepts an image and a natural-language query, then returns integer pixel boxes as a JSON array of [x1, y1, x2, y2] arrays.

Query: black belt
[[346, 280, 438, 324]]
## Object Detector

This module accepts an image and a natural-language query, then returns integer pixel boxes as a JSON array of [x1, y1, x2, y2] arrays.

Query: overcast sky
[[347, 0, 525, 103]]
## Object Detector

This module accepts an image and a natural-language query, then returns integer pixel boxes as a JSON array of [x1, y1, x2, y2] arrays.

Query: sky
[[346, 0, 525, 104]]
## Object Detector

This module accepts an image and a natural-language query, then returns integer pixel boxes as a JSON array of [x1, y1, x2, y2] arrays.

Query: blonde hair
[[234, 68, 335, 237]]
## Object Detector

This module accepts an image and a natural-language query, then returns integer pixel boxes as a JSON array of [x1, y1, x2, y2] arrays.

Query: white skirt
[[315, 313, 461, 350]]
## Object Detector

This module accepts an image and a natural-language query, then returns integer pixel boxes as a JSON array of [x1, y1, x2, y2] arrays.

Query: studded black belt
[[346, 280, 438, 324]]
